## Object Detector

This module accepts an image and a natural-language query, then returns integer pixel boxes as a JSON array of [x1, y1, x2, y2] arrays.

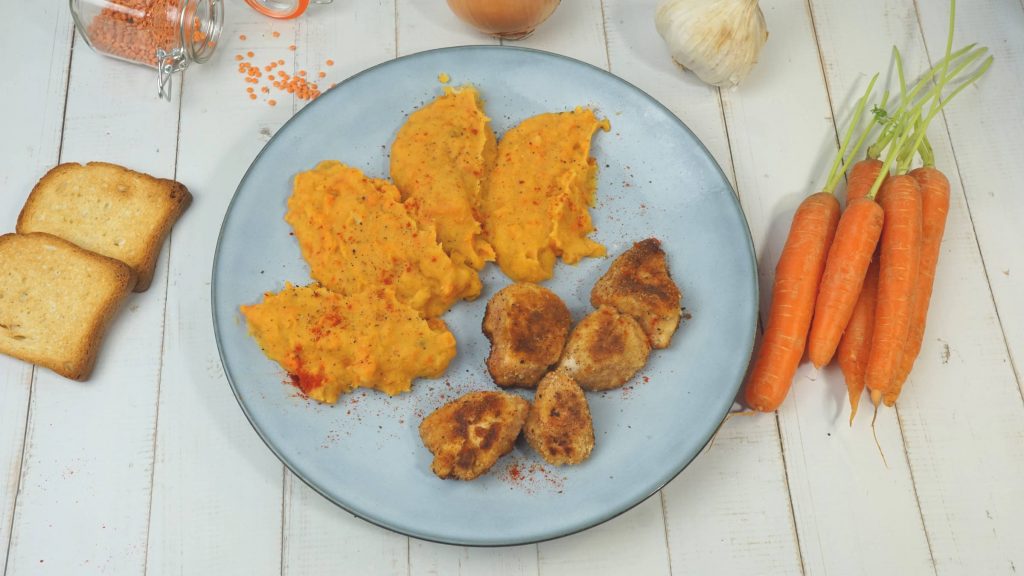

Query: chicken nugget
[[419, 390, 529, 480], [524, 370, 594, 465], [591, 238, 682, 349], [482, 282, 571, 388], [558, 306, 651, 391]]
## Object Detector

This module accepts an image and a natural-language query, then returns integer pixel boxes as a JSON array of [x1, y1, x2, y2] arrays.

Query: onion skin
[[446, 0, 561, 40]]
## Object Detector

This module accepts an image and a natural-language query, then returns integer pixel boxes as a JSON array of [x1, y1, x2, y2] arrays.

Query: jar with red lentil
[[70, 0, 223, 101]]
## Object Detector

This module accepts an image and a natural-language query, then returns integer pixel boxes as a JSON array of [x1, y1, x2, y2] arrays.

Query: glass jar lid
[[243, 0, 332, 20]]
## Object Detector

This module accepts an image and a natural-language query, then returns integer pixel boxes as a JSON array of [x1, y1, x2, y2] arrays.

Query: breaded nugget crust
[[525, 370, 594, 465], [591, 238, 682, 349], [419, 391, 529, 480], [559, 306, 651, 391], [482, 283, 571, 388]]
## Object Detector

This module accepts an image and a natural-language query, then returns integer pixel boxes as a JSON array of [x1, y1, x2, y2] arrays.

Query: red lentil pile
[[87, 0, 213, 66], [86, 8, 336, 108], [236, 34, 337, 107], [87, 0, 181, 66]]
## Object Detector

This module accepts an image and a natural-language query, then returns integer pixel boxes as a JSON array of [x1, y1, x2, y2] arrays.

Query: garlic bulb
[[654, 0, 768, 88]]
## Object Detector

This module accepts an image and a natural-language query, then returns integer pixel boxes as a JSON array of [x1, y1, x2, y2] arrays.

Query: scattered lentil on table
[[234, 34, 337, 106]]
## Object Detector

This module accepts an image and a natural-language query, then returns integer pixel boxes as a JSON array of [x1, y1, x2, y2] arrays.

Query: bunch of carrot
[[743, 0, 992, 420]]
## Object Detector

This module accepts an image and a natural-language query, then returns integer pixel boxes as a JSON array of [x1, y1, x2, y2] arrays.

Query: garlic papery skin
[[654, 0, 769, 88]]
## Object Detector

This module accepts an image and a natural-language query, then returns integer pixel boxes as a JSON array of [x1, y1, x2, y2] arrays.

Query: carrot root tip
[[870, 389, 882, 407]]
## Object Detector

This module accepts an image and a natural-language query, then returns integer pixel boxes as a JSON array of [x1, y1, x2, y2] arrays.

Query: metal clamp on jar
[[70, 0, 223, 101]]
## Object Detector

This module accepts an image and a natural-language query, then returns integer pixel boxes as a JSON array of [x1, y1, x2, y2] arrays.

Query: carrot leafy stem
[[919, 136, 935, 167], [897, 47, 992, 173], [824, 73, 879, 194], [865, 42, 976, 160]]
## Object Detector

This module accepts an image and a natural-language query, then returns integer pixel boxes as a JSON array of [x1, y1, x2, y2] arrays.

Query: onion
[[446, 0, 561, 40]]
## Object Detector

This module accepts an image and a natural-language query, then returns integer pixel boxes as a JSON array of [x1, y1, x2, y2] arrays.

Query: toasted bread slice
[[0, 233, 135, 380], [17, 162, 191, 291]]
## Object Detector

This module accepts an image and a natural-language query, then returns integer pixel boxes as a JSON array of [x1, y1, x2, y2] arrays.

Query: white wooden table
[[3, 1, 1023, 574]]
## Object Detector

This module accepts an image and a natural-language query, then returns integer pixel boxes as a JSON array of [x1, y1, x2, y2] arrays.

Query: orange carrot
[[869, 5, 991, 405], [743, 75, 881, 412], [744, 192, 841, 411], [805, 77, 887, 369], [807, 196, 885, 368], [837, 257, 878, 423], [884, 165, 950, 405], [845, 158, 884, 203], [866, 175, 922, 405]]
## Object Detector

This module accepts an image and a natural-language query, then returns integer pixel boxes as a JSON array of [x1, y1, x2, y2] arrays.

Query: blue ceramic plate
[[213, 46, 757, 546]]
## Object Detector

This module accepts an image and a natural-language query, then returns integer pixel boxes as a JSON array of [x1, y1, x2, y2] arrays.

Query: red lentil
[[234, 47, 334, 106], [86, 0, 182, 66]]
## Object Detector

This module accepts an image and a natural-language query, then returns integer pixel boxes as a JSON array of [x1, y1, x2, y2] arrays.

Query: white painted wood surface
[[2, 1, 1023, 575], [0, 6, 73, 574], [741, 2, 931, 575], [146, 5, 288, 574]]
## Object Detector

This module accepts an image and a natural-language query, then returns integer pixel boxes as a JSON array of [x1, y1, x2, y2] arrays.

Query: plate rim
[[211, 44, 758, 547]]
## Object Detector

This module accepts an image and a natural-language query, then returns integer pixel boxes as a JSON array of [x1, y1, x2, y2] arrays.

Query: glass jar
[[70, 0, 223, 101], [244, 0, 333, 20]]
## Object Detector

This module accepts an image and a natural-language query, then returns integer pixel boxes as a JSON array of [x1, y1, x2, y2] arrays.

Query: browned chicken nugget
[[482, 282, 572, 388], [591, 238, 682, 349], [525, 370, 595, 465], [419, 390, 530, 480], [558, 306, 651, 391]]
